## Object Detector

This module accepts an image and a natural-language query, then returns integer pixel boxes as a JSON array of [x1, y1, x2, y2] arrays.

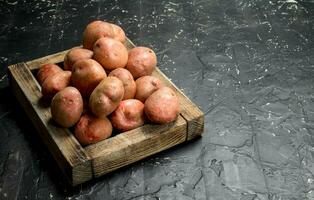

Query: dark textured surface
[[1, 0, 314, 199]]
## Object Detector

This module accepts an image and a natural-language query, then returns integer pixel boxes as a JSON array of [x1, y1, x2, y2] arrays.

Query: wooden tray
[[7, 39, 204, 186]]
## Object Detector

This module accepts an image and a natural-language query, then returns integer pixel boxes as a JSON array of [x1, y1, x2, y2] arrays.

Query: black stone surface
[[1, 0, 314, 199]]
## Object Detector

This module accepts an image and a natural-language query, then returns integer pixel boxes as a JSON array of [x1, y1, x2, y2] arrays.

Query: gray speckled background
[[1, 0, 314, 199]]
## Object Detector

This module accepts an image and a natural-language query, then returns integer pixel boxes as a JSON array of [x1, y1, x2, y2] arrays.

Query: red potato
[[71, 59, 107, 97], [126, 47, 157, 79], [82, 20, 114, 50], [37, 64, 62, 85], [93, 37, 128, 70], [41, 71, 71, 99], [63, 48, 93, 71], [51, 87, 83, 128], [144, 87, 180, 124], [111, 23, 126, 43], [74, 113, 112, 145], [110, 99, 145, 132], [108, 68, 136, 100], [135, 76, 163, 102], [89, 77, 124, 118]]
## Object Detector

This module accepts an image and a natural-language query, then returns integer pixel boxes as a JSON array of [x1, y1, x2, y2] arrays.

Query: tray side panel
[[26, 49, 70, 70], [8, 63, 92, 186], [86, 116, 187, 177]]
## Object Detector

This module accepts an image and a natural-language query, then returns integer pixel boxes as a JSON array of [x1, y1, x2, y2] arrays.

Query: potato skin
[[71, 59, 106, 97], [126, 47, 157, 79], [93, 37, 128, 70], [82, 20, 114, 50], [111, 23, 126, 43], [74, 113, 112, 145], [110, 99, 145, 132], [89, 77, 124, 118], [108, 68, 136, 100], [64, 48, 93, 71], [37, 64, 62, 85], [41, 71, 71, 99], [144, 87, 180, 124], [51, 87, 83, 127], [135, 76, 163, 102]]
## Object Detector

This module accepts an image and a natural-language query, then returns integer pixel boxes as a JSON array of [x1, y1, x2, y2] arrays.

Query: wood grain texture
[[8, 63, 92, 186], [85, 116, 187, 177], [26, 49, 70, 70]]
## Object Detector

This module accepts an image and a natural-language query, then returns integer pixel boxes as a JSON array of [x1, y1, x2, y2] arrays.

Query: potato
[[89, 77, 124, 118], [135, 76, 163, 102], [144, 87, 180, 124], [74, 113, 112, 145], [82, 20, 114, 50], [111, 23, 126, 43], [108, 68, 136, 100], [37, 64, 62, 85], [63, 48, 93, 71], [41, 71, 71, 99], [71, 59, 106, 97], [126, 47, 157, 79], [93, 37, 128, 70], [110, 99, 145, 131], [51, 87, 83, 127]]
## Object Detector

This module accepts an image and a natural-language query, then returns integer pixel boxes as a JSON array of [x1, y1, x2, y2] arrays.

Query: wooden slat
[[125, 38, 204, 140], [85, 116, 187, 177], [26, 49, 70, 70], [8, 63, 92, 186]]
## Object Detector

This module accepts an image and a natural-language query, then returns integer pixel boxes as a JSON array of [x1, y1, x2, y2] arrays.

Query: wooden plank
[[125, 38, 204, 140], [8, 63, 92, 186], [26, 49, 70, 70], [85, 116, 187, 177]]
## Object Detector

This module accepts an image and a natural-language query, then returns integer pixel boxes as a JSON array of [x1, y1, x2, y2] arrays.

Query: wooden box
[[7, 39, 204, 186]]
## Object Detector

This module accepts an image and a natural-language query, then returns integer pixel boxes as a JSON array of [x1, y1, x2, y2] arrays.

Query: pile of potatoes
[[37, 21, 180, 146]]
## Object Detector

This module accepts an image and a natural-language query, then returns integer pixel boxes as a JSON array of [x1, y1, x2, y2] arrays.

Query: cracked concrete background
[[1, 0, 314, 199]]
